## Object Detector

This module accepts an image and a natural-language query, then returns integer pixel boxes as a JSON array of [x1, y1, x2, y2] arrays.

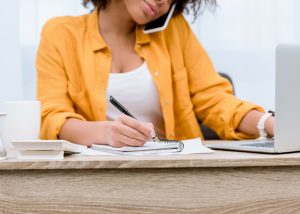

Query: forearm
[[237, 110, 275, 137], [59, 118, 111, 147]]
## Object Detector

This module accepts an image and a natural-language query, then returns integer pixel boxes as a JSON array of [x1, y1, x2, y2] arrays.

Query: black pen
[[109, 96, 161, 143]]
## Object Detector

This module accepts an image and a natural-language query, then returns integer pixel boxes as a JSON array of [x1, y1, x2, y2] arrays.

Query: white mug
[[0, 113, 7, 160], [2, 101, 41, 148]]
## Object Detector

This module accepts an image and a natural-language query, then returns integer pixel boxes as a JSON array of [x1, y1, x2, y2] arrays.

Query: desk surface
[[1, 147, 300, 170], [2, 143, 300, 213]]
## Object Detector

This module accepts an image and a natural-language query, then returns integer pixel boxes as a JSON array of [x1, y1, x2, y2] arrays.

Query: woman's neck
[[99, 1, 136, 37]]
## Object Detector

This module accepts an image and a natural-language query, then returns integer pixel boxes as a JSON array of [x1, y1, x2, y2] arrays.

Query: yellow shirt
[[36, 10, 263, 140]]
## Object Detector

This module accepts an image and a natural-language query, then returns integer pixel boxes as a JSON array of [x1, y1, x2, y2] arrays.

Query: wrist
[[257, 113, 273, 138], [95, 121, 113, 144]]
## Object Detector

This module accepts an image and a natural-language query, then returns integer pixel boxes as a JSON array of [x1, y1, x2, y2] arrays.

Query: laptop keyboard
[[241, 142, 274, 148]]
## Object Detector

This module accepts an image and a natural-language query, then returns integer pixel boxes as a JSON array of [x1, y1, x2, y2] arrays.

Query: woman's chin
[[132, 17, 150, 25], [132, 13, 156, 25]]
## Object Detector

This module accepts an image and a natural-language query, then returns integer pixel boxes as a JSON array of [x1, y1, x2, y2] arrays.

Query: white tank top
[[106, 62, 166, 138]]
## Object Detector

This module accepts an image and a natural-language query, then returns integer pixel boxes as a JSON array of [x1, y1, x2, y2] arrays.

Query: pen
[[109, 96, 161, 143]]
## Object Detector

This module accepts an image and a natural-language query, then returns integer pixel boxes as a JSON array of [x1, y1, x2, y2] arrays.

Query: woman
[[37, 0, 275, 147]]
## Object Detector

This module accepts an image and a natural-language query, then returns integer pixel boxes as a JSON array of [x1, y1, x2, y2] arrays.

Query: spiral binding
[[155, 139, 184, 152], [158, 139, 182, 144]]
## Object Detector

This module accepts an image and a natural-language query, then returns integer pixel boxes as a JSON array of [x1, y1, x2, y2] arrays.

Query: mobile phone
[[143, 3, 176, 34]]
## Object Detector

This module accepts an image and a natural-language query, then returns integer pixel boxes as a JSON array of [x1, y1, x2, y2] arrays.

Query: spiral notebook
[[91, 140, 184, 155]]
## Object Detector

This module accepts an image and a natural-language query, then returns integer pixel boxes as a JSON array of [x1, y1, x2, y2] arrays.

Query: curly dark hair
[[82, 0, 217, 18]]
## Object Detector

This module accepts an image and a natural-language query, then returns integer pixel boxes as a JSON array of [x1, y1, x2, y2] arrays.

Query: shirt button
[[165, 100, 170, 106], [154, 71, 159, 77], [171, 132, 175, 138]]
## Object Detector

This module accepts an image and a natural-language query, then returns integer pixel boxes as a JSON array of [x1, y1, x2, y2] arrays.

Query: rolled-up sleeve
[[181, 18, 264, 140], [36, 20, 86, 140]]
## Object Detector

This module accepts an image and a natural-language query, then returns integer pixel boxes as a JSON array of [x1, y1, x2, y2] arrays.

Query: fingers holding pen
[[117, 115, 155, 139], [108, 96, 156, 147], [106, 115, 155, 148]]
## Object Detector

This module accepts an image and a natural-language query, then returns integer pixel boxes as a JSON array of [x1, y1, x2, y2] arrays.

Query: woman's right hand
[[105, 115, 155, 148]]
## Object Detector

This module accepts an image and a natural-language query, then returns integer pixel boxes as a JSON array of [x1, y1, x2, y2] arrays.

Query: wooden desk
[[1, 147, 300, 213]]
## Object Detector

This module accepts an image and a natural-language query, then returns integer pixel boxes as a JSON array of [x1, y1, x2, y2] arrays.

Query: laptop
[[206, 44, 300, 154]]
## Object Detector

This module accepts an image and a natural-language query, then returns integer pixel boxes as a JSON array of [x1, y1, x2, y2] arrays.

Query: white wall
[[188, 0, 300, 110], [3, 0, 300, 110], [0, 0, 22, 102], [20, 0, 89, 47]]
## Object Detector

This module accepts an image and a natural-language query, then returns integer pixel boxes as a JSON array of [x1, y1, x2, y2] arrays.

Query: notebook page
[[92, 141, 181, 152]]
